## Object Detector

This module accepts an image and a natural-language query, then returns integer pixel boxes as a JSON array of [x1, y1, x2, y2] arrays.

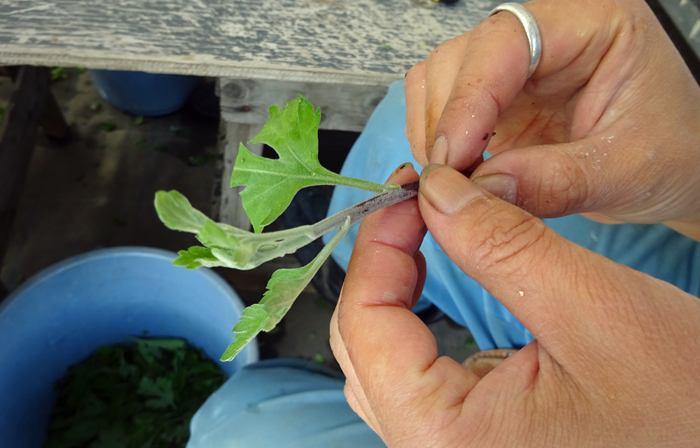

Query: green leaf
[[155, 190, 317, 270], [92, 427, 130, 448], [100, 121, 115, 132], [134, 116, 144, 126], [138, 376, 176, 409], [231, 95, 396, 232], [134, 337, 186, 353], [170, 125, 189, 138], [50, 67, 68, 81], [188, 153, 208, 166], [154, 190, 208, 233], [173, 247, 219, 269], [220, 304, 270, 362], [220, 218, 351, 362]]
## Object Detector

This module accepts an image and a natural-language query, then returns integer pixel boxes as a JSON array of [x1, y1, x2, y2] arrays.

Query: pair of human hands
[[330, 0, 700, 446]]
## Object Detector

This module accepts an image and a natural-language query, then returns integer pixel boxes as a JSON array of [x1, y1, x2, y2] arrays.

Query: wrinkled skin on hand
[[330, 165, 700, 447], [405, 0, 700, 238], [331, 1, 700, 446]]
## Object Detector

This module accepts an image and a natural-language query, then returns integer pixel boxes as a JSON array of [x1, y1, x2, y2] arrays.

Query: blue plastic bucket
[[0, 247, 258, 447], [90, 70, 200, 116]]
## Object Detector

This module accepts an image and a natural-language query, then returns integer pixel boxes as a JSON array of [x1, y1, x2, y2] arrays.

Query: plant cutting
[[155, 95, 417, 362]]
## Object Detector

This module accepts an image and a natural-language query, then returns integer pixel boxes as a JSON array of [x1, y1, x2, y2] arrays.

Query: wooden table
[[0, 0, 502, 228]]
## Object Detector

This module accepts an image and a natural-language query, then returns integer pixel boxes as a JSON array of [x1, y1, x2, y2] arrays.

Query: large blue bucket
[[0, 247, 258, 447]]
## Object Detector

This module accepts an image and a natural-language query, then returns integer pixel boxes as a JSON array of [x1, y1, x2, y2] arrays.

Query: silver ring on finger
[[489, 2, 542, 78]]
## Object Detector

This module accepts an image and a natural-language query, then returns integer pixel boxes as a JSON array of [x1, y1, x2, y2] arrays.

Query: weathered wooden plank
[[0, 66, 50, 292], [219, 78, 389, 132], [0, 0, 502, 81], [220, 122, 264, 230]]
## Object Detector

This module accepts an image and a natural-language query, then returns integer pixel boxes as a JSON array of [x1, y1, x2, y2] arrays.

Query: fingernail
[[473, 174, 518, 205], [392, 162, 414, 176], [430, 135, 448, 165], [419, 165, 485, 215]]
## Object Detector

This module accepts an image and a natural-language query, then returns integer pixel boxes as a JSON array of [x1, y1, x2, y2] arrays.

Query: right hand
[[330, 164, 700, 447], [404, 0, 700, 238]]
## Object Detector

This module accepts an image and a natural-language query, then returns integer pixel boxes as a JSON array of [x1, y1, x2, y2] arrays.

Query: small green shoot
[[187, 153, 216, 167], [100, 121, 116, 132], [50, 67, 68, 81], [463, 335, 477, 351], [90, 101, 101, 111], [170, 125, 189, 138], [134, 116, 145, 126]]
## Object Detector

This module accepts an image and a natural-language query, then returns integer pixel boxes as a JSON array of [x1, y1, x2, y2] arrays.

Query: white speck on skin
[[466, 131, 469, 135], [519, 290, 524, 297]]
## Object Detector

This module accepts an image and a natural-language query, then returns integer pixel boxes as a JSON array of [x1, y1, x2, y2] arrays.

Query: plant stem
[[311, 180, 419, 238], [328, 171, 401, 194]]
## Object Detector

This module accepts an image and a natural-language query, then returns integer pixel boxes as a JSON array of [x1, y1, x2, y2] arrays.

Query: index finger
[[337, 166, 479, 434], [431, 0, 623, 170]]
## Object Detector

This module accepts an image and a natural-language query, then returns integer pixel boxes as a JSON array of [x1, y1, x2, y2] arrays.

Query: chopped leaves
[[44, 337, 226, 448]]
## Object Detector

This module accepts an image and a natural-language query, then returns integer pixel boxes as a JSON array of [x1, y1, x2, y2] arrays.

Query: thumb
[[470, 142, 603, 219], [417, 164, 695, 367]]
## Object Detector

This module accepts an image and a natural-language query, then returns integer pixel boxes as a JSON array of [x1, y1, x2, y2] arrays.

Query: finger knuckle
[[471, 205, 549, 273], [405, 60, 426, 83], [426, 36, 462, 63], [534, 156, 590, 216]]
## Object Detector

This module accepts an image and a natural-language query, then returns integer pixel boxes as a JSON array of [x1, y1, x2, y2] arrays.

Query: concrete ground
[[0, 68, 478, 371]]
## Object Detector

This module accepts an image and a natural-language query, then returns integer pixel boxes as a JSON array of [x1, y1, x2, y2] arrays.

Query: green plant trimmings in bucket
[[44, 337, 226, 448]]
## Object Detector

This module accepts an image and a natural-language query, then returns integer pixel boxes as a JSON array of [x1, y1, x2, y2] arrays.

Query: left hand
[[404, 0, 700, 233]]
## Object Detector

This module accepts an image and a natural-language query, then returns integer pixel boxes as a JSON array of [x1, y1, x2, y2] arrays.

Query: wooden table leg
[[40, 89, 70, 140], [1, 65, 69, 140], [0, 66, 51, 297]]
